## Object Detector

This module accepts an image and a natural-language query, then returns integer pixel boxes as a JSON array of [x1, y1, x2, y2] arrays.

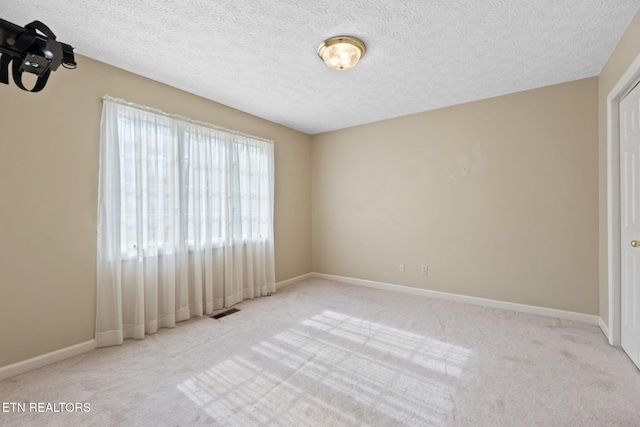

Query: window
[[96, 97, 276, 346], [99, 98, 274, 260]]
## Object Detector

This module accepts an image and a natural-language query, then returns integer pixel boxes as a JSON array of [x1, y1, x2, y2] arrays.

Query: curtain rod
[[102, 95, 274, 145]]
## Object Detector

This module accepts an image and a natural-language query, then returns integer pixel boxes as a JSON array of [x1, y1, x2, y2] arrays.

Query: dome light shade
[[317, 36, 366, 71]]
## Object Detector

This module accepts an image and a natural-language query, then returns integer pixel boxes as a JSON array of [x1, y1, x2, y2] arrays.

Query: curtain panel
[[96, 97, 275, 348]]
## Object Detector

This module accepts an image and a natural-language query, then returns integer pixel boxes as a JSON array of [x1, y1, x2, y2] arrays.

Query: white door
[[620, 81, 640, 370]]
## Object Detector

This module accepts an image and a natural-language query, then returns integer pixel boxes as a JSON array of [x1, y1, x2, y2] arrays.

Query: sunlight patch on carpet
[[177, 310, 471, 425]]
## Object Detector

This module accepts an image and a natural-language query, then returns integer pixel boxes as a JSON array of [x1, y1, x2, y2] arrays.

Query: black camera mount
[[0, 18, 76, 92]]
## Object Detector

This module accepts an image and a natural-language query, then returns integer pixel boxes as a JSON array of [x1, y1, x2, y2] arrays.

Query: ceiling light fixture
[[317, 35, 366, 71]]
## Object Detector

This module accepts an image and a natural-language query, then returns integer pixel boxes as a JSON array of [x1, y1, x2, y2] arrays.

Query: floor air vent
[[210, 308, 240, 319]]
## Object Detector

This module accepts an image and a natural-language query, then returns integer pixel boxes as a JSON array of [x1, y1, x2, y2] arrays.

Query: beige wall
[[312, 78, 599, 315], [598, 10, 640, 329], [0, 55, 312, 367]]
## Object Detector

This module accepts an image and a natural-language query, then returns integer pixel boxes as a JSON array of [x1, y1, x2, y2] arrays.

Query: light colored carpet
[[1, 278, 639, 426]]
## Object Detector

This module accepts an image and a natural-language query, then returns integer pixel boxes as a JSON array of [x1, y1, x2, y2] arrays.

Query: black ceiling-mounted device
[[0, 18, 76, 92]]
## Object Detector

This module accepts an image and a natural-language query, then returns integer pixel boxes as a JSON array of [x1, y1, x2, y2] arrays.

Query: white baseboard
[[311, 273, 600, 325], [0, 273, 603, 382], [599, 318, 611, 342], [0, 274, 310, 382], [276, 273, 313, 290], [0, 340, 95, 382]]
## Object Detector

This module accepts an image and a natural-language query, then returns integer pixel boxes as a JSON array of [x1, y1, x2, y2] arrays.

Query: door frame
[[607, 52, 640, 346]]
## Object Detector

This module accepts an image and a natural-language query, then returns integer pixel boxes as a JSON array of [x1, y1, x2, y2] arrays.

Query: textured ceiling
[[3, 1, 640, 134]]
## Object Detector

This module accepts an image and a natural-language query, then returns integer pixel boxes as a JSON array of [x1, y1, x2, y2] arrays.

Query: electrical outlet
[[399, 264, 405, 273], [421, 265, 428, 275]]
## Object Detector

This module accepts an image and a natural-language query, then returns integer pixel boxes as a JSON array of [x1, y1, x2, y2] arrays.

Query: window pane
[[112, 104, 273, 256]]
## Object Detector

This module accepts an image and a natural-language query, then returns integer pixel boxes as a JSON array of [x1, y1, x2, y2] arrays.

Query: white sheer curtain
[[96, 97, 275, 348]]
